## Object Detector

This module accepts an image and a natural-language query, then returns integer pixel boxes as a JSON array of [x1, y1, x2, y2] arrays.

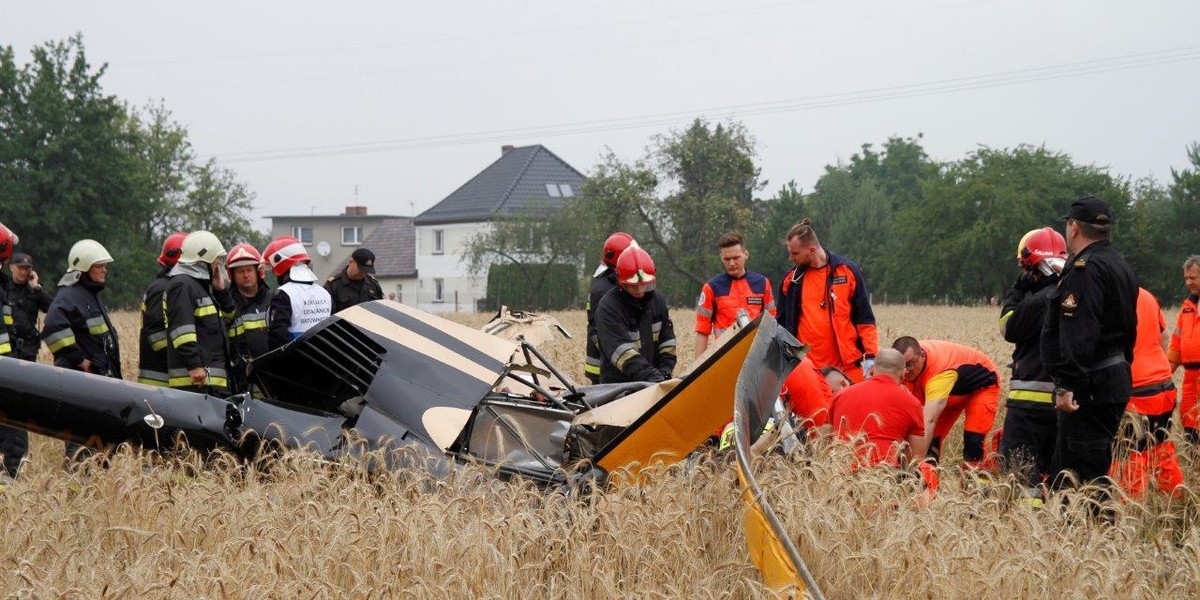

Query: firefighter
[[584, 232, 635, 384], [42, 239, 122, 461], [265, 236, 332, 350], [694, 232, 776, 355], [1109, 287, 1184, 499], [225, 243, 271, 393], [324, 247, 382, 313], [136, 232, 186, 387], [779, 218, 878, 383], [892, 336, 1000, 469], [0, 224, 31, 478], [1168, 255, 1200, 444], [595, 245, 677, 384], [164, 231, 232, 397], [6, 253, 53, 362], [1041, 196, 1138, 494], [996, 227, 1067, 491]]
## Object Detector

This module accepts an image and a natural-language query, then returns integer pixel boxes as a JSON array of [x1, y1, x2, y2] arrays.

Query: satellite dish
[[317, 241, 331, 257]]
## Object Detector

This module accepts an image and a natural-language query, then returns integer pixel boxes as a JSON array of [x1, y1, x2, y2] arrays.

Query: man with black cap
[[1041, 195, 1138, 500], [325, 247, 383, 313], [5, 253, 53, 362]]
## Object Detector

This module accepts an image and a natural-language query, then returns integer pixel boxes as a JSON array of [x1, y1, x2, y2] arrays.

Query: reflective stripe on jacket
[[695, 271, 775, 337]]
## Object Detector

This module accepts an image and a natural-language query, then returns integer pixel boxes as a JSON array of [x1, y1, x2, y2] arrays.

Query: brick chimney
[[501, 144, 515, 155], [345, 205, 367, 216]]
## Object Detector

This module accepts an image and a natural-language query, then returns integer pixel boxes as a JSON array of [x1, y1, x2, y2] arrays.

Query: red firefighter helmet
[[0, 222, 16, 262], [1017, 227, 1067, 274], [616, 245, 656, 289], [157, 232, 187, 267], [601, 232, 636, 268], [264, 236, 318, 282], [226, 243, 264, 276]]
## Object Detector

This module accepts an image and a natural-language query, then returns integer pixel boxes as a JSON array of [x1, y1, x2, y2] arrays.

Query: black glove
[[1013, 270, 1040, 293]]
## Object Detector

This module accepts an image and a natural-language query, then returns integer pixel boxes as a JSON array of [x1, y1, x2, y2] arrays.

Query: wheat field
[[2, 305, 1198, 599]]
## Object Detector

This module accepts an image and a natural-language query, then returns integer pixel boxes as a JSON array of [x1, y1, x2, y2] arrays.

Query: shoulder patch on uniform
[[1061, 293, 1077, 311], [696, 291, 706, 306], [1073, 258, 1087, 268], [326, 276, 337, 283]]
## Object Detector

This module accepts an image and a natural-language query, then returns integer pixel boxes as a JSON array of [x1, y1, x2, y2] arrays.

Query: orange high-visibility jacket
[[905, 339, 998, 402], [1132, 288, 1173, 389], [694, 271, 776, 337], [1168, 294, 1200, 368], [778, 249, 878, 370]]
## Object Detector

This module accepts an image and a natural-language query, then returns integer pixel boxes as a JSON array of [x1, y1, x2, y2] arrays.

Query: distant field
[[2, 305, 1197, 599]]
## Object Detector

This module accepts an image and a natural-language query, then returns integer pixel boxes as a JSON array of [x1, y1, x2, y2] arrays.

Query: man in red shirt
[[892, 336, 1000, 469], [1110, 287, 1184, 498], [694, 232, 775, 355], [830, 348, 927, 467], [778, 219, 878, 383], [1167, 255, 1200, 443]]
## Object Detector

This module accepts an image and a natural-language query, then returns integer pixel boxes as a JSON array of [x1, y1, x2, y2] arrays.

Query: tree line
[[470, 123, 1199, 309], [1, 36, 263, 307]]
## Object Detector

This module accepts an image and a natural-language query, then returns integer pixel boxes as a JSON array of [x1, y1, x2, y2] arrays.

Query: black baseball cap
[[9, 252, 32, 267], [351, 248, 376, 274], [1059, 195, 1113, 225]]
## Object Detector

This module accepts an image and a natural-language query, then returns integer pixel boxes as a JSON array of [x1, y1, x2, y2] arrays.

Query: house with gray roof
[[412, 144, 586, 313]]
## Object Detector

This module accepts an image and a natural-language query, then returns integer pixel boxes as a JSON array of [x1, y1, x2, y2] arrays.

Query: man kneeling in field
[[829, 349, 930, 474]]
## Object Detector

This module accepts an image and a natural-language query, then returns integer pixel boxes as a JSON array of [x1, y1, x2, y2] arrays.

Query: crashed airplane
[[0, 299, 823, 597]]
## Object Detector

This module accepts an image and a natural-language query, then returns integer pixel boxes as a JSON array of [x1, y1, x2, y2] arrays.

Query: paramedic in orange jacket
[[779, 219, 878, 383], [694, 232, 776, 355], [781, 355, 833, 432], [1168, 255, 1200, 443], [892, 336, 1000, 468], [1110, 287, 1184, 498]]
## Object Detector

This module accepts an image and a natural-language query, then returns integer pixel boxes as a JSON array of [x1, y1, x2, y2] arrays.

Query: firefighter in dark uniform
[[0, 224, 32, 478], [595, 245, 677, 384], [137, 232, 186, 387], [6, 253, 53, 362], [224, 243, 271, 393], [997, 227, 1067, 492], [585, 232, 635, 384], [42, 239, 122, 460], [165, 231, 232, 397], [1041, 196, 1138, 493], [325, 247, 382, 313]]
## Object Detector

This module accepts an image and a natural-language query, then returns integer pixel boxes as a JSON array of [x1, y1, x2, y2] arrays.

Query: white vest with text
[[279, 281, 333, 340]]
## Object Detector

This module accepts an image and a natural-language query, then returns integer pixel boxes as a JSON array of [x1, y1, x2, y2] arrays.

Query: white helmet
[[179, 231, 226, 265], [67, 239, 114, 272]]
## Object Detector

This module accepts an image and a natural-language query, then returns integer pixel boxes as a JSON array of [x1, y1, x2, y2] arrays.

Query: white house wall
[[414, 222, 493, 313]]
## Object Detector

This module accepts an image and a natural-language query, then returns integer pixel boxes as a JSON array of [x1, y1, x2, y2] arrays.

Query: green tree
[[0, 36, 265, 305], [889, 145, 1130, 303], [0, 35, 151, 305]]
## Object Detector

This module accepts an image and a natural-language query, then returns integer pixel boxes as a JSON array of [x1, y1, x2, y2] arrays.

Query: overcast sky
[[6, 1, 1199, 230]]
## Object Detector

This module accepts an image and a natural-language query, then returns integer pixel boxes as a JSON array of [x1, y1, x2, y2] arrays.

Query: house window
[[433, 278, 445, 303], [291, 226, 313, 245], [546, 183, 573, 198], [342, 226, 363, 245], [433, 229, 445, 255]]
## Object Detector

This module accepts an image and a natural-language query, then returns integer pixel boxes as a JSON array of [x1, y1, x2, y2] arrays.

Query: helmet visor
[[1037, 257, 1066, 277]]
